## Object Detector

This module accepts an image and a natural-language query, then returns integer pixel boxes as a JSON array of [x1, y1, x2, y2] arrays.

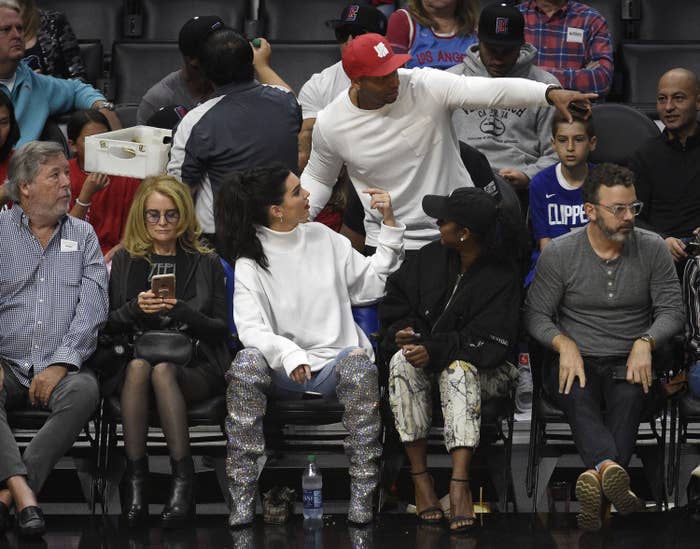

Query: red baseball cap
[[342, 33, 411, 80]]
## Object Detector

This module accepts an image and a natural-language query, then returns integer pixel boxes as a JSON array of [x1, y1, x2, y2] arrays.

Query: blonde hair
[[122, 175, 211, 261], [407, 0, 479, 36]]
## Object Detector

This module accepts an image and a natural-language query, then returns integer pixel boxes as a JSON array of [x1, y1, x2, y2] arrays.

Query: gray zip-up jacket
[[448, 43, 559, 180]]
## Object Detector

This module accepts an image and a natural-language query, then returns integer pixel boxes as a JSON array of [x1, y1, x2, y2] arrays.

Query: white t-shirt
[[301, 67, 549, 249], [233, 221, 405, 375], [298, 61, 350, 120]]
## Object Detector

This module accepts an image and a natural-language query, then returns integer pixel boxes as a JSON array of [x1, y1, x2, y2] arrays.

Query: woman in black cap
[[380, 187, 521, 533]]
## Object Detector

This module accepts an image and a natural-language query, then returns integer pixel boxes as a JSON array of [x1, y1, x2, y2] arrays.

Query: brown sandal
[[411, 470, 444, 524]]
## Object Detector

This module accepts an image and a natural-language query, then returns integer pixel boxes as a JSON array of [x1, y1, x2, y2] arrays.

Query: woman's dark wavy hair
[[215, 163, 290, 269], [0, 92, 20, 162]]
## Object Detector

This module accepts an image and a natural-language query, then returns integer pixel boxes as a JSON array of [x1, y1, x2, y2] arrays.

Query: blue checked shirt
[[0, 205, 108, 387]]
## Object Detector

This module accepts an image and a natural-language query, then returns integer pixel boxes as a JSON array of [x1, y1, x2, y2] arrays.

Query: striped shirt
[[518, 0, 613, 96], [0, 205, 108, 387]]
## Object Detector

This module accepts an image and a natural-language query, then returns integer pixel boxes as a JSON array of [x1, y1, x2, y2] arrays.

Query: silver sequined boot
[[335, 352, 382, 524], [225, 348, 270, 526]]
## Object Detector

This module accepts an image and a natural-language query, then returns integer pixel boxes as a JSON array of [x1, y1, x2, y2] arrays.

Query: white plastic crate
[[84, 125, 172, 179]]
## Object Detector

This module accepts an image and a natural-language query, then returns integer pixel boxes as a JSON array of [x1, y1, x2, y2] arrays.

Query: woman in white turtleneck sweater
[[215, 163, 405, 527]]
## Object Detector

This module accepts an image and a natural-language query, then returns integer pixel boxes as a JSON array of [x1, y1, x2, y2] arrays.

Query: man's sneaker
[[599, 462, 644, 515], [576, 469, 604, 531]]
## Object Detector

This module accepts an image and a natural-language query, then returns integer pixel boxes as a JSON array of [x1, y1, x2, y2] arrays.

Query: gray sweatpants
[[0, 363, 100, 492]]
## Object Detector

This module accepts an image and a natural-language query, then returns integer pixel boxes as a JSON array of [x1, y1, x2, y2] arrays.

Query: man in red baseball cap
[[301, 32, 596, 254]]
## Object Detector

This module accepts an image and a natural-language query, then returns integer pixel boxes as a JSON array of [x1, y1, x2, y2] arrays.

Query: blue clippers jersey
[[525, 162, 591, 285]]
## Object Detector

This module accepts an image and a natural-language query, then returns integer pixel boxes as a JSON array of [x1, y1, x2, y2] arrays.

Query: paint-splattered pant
[[389, 351, 483, 451]]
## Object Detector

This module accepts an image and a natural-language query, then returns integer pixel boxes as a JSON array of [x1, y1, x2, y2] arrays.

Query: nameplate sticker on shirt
[[567, 27, 584, 43], [60, 239, 79, 252]]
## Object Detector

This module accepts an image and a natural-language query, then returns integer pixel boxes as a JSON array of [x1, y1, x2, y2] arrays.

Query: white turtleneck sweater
[[233, 221, 405, 376]]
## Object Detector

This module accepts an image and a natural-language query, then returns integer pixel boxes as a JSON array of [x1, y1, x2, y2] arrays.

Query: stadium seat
[[638, 0, 700, 41], [268, 42, 341, 95], [111, 42, 181, 105], [260, 0, 360, 41], [78, 41, 103, 86], [588, 103, 660, 166], [141, 0, 248, 40], [37, 0, 123, 54], [584, 0, 622, 50], [620, 42, 700, 115]]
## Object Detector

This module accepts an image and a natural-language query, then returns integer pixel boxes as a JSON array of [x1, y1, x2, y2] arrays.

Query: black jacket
[[379, 241, 520, 372], [100, 245, 231, 396], [630, 129, 700, 239]]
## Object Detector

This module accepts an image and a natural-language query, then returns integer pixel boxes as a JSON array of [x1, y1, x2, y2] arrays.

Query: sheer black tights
[[120, 359, 212, 460]]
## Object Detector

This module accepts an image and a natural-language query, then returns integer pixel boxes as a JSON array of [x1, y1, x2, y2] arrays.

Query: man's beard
[[595, 215, 633, 243]]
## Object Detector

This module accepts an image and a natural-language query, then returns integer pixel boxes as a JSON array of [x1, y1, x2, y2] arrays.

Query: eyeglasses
[[335, 26, 367, 43], [593, 201, 644, 218], [144, 209, 180, 224]]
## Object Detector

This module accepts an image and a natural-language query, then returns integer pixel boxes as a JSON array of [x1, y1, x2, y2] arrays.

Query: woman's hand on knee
[[403, 345, 429, 368], [289, 364, 311, 384]]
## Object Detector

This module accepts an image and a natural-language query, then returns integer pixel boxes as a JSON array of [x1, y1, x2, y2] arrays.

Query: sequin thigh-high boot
[[335, 351, 382, 525], [225, 348, 271, 527]]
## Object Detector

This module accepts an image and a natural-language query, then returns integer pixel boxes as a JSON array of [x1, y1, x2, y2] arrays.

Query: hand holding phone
[[151, 273, 176, 299]]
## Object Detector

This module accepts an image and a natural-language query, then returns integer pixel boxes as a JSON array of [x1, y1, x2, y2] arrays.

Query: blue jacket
[[0, 61, 105, 145]]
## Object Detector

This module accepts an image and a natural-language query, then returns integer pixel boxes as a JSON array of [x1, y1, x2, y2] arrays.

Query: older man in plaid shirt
[[0, 141, 108, 538], [518, 0, 614, 97]]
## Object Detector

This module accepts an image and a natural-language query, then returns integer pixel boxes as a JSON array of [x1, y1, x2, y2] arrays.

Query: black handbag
[[133, 330, 194, 365]]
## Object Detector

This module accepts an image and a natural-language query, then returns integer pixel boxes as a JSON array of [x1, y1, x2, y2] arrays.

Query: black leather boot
[[120, 457, 149, 526], [161, 456, 195, 528]]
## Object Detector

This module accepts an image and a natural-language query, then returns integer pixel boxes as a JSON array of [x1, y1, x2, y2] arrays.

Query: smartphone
[[611, 364, 657, 381], [568, 101, 589, 116], [151, 273, 175, 299], [686, 241, 700, 257]]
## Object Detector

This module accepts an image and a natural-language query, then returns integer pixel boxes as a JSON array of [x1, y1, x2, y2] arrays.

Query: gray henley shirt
[[525, 227, 684, 357]]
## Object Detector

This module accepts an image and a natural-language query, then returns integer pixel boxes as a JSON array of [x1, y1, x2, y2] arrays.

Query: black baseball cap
[[478, 3, 525, 46], [422, 187, 498, 234], [178, 15, 225, 57], [327, 4, 387, 35]]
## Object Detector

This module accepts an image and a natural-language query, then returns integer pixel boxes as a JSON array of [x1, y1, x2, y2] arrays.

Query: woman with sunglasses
[[102, 175, 230, 528], [386, 0, 479, 70]]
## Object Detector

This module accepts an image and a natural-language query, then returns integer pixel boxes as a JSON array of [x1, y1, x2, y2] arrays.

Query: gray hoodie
[[448, 43, 559, 180]]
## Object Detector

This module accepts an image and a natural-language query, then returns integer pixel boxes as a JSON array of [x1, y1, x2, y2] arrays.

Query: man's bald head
[[659, 68, 700, 93], [656, 67, 700, 141]]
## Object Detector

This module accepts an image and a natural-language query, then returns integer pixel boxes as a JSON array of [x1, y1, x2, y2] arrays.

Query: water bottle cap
[[307, 454, 316, 462]]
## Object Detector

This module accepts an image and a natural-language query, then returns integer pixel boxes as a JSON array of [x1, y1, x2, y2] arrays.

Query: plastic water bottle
[[302, 454, 323, 520]]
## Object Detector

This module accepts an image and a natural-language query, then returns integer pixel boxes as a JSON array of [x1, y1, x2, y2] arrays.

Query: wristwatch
[[545, 85, 562, 105], [95, 100, 115, 111], [639, 334, 656, 349]]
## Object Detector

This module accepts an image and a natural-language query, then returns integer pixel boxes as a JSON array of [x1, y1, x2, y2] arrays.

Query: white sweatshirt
[[301, 67, 550, 250], [233, 221, 405, 376]]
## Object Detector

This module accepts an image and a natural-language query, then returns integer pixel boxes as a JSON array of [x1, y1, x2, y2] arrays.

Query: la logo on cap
[[495, 17, 509, 34], [374, 42, 389, 58]]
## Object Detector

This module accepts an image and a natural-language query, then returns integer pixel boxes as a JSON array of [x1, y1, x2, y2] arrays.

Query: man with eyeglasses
[[0, 141, 108, 537], [525, 163, 683, 531], [298, 4, 388, 170]]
